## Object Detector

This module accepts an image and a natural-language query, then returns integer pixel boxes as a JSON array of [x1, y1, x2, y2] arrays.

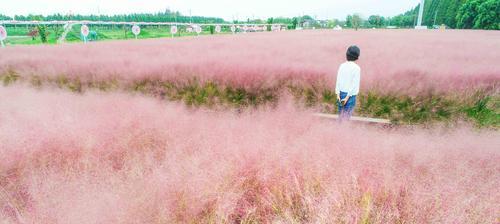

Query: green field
[[3, 24, 232, 45]]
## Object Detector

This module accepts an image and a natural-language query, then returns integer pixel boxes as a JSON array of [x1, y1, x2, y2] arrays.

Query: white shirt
[[335, 61, 361, 96]]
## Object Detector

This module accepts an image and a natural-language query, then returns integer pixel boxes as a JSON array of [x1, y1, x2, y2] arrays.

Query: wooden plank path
[[313, 113, 392, 124]]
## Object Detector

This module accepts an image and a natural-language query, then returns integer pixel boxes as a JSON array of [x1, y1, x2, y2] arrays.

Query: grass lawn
[[3, 24, 234, 45]]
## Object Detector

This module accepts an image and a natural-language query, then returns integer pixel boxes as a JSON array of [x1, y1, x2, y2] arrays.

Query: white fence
[[0, 20, 287, 45], [0, 20, 286, 28]]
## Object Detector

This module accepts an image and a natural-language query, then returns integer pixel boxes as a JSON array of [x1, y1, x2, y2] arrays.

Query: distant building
[[316, 20, 329, 28], [301, 19, 321, 29], [301, 19, 312, 28]]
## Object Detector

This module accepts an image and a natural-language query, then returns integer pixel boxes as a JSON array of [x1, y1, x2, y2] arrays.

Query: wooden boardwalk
[[313, 113, 392, 124]]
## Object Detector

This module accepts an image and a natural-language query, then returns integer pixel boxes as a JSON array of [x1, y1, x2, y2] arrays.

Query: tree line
[[387, 0, 498, 29], [0, 10, 224, 24]]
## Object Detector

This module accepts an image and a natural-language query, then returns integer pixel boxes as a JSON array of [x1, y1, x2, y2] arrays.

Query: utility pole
[[173, 7, 177, 23], [433, 10, 438, 26], [417, 0, 425, 27], [97, 0, 100, 15]]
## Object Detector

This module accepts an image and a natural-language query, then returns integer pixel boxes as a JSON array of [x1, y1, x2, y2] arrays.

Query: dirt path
[[57, 22, 75, 43]]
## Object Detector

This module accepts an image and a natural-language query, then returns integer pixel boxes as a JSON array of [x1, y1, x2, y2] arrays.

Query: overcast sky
[[1, 0, 420, 20]]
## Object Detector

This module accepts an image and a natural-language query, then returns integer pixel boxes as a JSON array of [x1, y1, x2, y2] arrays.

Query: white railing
[[0, 20, 285, 27]]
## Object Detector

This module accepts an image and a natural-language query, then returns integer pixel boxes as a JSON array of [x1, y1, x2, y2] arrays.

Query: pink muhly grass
[[0, 86, 498, 223], [0, 30, 498, 94]]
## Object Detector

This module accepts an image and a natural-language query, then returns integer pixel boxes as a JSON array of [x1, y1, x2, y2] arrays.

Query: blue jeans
[[337, 91, 356, 120]]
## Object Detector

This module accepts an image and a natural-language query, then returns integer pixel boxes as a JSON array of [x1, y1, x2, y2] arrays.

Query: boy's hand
[[341, 96, 350, 106]]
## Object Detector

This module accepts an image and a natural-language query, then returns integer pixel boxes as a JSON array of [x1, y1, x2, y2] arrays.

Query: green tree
[[346, 15, 353, 27], [475, 0, 499, 29], [0, 14, 12, 20], [292, 17, 298, 29], [457, 0, 499, 29], [368, 15, 385, 27], [11, 11, 226, 24], [390, 0, 486, 28], [388, 5, 419, 28], [36, 25, 48, 43], [444, 0, 467, 28], [302, 15, 314, 21], [351, 14, 362, 30], [346, 14, 364, 29], [327, 19, 339, 27], [266, 18, 273, 31], [457, 0, 482, 28]]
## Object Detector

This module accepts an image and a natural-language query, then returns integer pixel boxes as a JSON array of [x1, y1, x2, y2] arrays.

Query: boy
[[335, 45, 361, 120]]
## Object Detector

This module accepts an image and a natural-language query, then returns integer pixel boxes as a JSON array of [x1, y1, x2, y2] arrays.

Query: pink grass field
[[0, 86, 499, 223], [1, 30, 499, 94]]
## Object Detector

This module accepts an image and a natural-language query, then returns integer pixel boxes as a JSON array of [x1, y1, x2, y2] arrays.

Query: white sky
[[1, 0, 420, 20]]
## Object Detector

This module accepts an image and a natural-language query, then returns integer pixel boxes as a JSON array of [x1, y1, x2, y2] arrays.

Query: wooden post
[[313, 113, 391, 124]]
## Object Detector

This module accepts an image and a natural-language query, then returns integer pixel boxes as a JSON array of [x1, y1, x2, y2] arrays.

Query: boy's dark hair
[[346, 45, 360, 61]]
